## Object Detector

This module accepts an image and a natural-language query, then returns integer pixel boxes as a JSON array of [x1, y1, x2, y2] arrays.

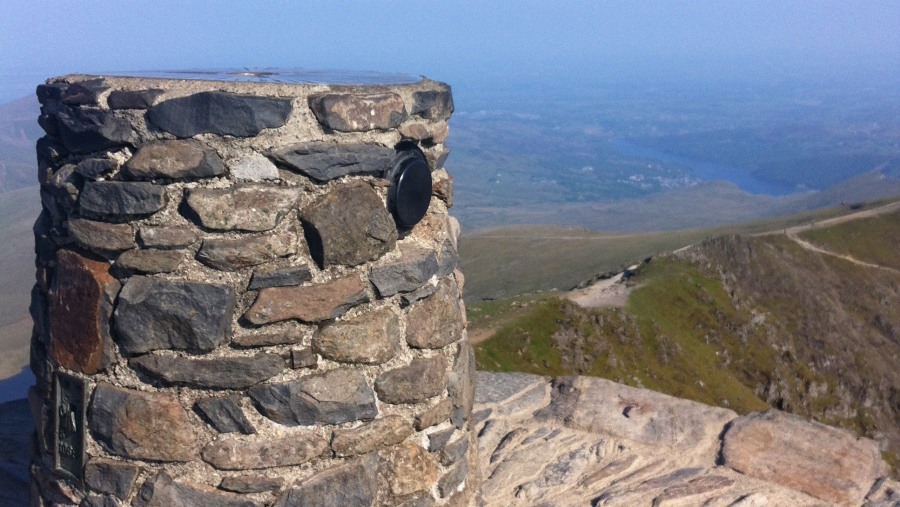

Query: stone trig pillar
[[29, 70, 476, 506]]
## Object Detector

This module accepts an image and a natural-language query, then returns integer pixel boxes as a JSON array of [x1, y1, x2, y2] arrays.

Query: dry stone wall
[[29, 72, 476, 506]]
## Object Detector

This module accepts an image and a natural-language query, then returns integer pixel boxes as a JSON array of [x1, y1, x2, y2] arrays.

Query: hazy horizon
[[2, 0, 899, 103]]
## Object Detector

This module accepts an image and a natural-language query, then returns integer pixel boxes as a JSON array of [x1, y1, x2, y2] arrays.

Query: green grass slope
[[473, 211, 900, 476]]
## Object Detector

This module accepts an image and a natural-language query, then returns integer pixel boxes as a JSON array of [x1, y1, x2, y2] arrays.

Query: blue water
[[0, 368, 33, 404], [613, 140, 796, 196]]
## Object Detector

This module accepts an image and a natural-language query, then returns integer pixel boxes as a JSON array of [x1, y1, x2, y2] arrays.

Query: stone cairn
[[29, 71, 476, 506]]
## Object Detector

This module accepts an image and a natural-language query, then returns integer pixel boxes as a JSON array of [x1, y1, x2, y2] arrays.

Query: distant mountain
[[0, 96, 41, 193], [472, 204, 900, 477]]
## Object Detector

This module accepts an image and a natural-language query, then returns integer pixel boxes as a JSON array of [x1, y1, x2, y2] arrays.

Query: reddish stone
[[244, 275, 369, 325], [48, 250, 119, 374]]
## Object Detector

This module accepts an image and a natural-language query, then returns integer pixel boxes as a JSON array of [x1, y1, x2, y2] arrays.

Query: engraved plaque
[[54, 372, 86, 481]]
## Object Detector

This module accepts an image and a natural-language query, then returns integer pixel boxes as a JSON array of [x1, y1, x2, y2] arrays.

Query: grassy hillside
[[0, 187, 40, 380], [472, 208, 900, 476]]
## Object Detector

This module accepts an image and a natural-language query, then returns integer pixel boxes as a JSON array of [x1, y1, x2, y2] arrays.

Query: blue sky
[[1, 0, 898, 103]]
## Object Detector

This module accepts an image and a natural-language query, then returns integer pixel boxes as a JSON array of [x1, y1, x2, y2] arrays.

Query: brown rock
[[232, 331, 305, 348], [83, 458, 140, 499], [123, 139, 225, 180], [416, 398, 453, 431], [309, 92, 408, 132], [274, 457, 377, 507], [380, 442, 439, 496], [722, 410, 884, 506], [437, 460, 468, 498], [89, 383, 199, 462], [134, 472, 259, 507], [197, 229, 297, 271], [115, 248, 184, 273], [313, 307, 399, 364], [67, 218, 134, 256], [432, 170, 453, 207], [219, 475, 284, 494], [448, 342, 476, 428], [405, 280, 463, 349], [399, 122, 430, 140], [369, 245, 439, 297], [244, 275, 369, 325], [184, 185, 298, 232], [130, 353, 285, 389], [48, 250, 119, 374], [201, 431, 327, 470], [302, 182, 397, 267], [291, 347, 318, 369], [137, 225, 198, 249], [376, 356, 447, 404], [332, 415, 414, 457], [411, 89, 454, 121]]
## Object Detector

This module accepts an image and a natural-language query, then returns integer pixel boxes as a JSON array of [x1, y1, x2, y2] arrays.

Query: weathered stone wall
[[29, 72, 476, 506]]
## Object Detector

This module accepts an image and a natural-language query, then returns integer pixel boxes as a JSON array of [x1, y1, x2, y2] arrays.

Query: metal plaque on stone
[[54, 372, 86, 481]]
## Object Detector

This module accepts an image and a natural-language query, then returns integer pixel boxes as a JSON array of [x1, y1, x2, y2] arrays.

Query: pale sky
[[1, 0, 898, 102]]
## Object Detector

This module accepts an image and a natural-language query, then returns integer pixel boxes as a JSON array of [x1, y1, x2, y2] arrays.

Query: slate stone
[[722, 410, 884, 506], [184, 185, 297, 231], [370, 246, 439, 297], [406, 280, 464, 349], [89, 383, 199, 462], [219, 475, 284, 494], [147, 91, 292, 137], [196, 229, 298, 271], [231, 331, 305, 348], [428, 427, 455, 452], [107, 88, 163, 109], [137, 225, 198, 249], [48, 250, 119, 374], [415, 398, 453, 431], [380, 443, 439, 496], [56, 106, 134, 152], [123, 139, 225, 180], [268, 142, 395, 182], [400, 283, 437, 306], [36, 135, 68, 169], [67, 218, 135, 256], [114, 276, 235, 355], [229, 152, 280, 181], [290, 348, 317, 369], [84, 458, 140, 499], [134, 472, 259, 507], [79, 181, 167, 218], [249, 368, 377, 426], [114, 248, 184, 273], [437, 460, 468, 498], [194, 395, 256, 435], [38, 113, 59, 136], [375, 356, 447, 404], [313, 307, 399, 365], [61, 80, 109, 106], [411, 89, 454, 120], [80, 493, 120, 507], [273, 458, 377, 507], [448, 342, 476, 428], [201, 431, 327, 470], [440, 436, 469, 466], [308, 92, 408, 132], [302, 182, 397, 267], [37, 82, 68, 104], [248, 265, 312, 289], [332, 415, 413, 457], [74, 158, 118, 179], [244, 274, 368, 325], [130, 353, 285, 389], [435, 238, 459, 277]]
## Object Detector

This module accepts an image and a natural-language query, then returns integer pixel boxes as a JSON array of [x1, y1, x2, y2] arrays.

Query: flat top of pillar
[[98, 68, 423, 85]]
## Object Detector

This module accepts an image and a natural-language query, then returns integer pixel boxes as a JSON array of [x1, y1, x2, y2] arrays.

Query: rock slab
[[202, 432, 327, 470], [184, 185, 298, 232], [147, 91, 292, 137], [89, 383, 199, 462], [269, 142, 395, 182], [113, 276, 235, 355], [134, 472, 259, 507], [244, 274, 368, 324], [722, 410, 884, 506], [273, 458, 377, 507], [376, 356, 447, 404], [123, 139, 225, 180], [130, 353, 284, 389], [308, 93, 408, 132], [249, 368, 377, 426], [313, 307, 399, 365]]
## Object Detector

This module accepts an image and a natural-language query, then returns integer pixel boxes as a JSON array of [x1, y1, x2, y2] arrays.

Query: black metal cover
[[387, 149, 432, 230]]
